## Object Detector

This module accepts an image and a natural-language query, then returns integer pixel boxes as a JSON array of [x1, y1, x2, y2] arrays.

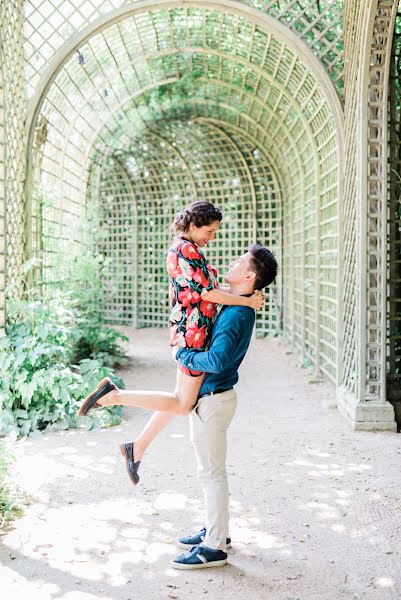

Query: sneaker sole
[[171, 558, 227, 569], [176, 541, 231, 550]]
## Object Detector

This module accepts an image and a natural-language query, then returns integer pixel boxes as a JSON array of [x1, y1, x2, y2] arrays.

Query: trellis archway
[[24, 1, 344, 385], [91, 118, 281, 336]]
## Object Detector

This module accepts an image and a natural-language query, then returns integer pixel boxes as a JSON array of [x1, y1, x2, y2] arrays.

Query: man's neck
[[228, 283, 254, 296]]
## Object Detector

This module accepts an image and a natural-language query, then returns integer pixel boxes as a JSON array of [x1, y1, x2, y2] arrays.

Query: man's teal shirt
[[176, 304, 256, 397]]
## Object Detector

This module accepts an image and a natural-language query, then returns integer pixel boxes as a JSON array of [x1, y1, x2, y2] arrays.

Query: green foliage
[[73, 322, 129, 368], [1, 251, 127, 438], [0, 297, 125, 437], [0, 442, 22, 526]]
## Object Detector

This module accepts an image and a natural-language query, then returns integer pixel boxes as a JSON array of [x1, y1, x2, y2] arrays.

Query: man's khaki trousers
[[189, 388, 237, 551]]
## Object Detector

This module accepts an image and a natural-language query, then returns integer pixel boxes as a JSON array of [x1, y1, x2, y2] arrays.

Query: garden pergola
[[0, 0, 400, 431]]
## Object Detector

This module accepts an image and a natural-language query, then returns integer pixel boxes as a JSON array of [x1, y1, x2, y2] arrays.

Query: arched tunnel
[[27, 1, 343, 384]]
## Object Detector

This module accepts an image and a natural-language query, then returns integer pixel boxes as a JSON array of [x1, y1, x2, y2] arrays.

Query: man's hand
[[171, 346, 179, 363]]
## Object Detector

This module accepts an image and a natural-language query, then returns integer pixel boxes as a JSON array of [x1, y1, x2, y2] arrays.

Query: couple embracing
[[79, 201, 277, 569]]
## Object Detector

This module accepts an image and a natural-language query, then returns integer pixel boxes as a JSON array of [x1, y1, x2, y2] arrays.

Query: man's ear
[[246, 270, 257, 282]]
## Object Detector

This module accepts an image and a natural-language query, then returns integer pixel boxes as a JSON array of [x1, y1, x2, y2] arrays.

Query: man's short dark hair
[[248, 244, 277, 290]]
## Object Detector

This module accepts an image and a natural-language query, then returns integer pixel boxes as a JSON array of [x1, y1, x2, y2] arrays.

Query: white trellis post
[[338, 0, 397, 431]]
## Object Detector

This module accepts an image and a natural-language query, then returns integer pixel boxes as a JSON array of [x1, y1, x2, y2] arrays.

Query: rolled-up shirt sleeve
[[176, 312, 245, 374]]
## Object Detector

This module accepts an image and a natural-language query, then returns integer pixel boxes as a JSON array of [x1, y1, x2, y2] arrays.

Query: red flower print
[[181, 242, 201, 261], [207, 264, 218, 278], [166, 251, 180, 278], [185, 325, 207, 349], [193, 267, 209, 288], [179, 364, 203, 377], [169, 325, 178, 344], [178, 289, 201, 308], [200, 300, 216, 319], [170, 325, 185, 347]]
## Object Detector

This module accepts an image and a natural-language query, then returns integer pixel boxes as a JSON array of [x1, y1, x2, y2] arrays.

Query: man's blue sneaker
[[177, 527, 231, 550], [171, 545, 228, 569]]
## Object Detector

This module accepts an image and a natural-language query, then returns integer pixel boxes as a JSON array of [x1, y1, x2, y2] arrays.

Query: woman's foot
[[78, 377, 117, 416], [119, 442, 141, 485]]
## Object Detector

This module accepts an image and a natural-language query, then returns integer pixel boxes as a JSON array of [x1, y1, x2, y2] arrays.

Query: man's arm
[[176, 311, 246, 374]]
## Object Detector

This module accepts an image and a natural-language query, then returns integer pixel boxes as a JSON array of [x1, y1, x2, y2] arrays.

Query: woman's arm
[[202, 288, 264, 310]]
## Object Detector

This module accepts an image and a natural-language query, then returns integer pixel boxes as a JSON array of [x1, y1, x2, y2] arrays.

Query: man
[[79, 243, 277, 568], [171, 243, 277, 569]]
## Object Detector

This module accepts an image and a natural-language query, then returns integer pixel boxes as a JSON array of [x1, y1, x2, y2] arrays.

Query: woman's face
[[188, 220, 220, 247]]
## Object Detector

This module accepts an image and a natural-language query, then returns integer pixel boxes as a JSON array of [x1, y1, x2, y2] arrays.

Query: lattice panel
[[340, 0, 364, 396], [96, 131, 194, 325], [29, 3, 340, 381], [365, 1, 398, 402], [30, 95, 89, 288], [94, 158, 136, 324], [283, 144, 303, 352], [249, 0, 344, 91], [24, 0, 124, 96], [24, 1, 344, 98], [221, 123, 282, 336], [1, 0, 26, 305], [318, 127, 339, 380], [92, 119, 281, 333]]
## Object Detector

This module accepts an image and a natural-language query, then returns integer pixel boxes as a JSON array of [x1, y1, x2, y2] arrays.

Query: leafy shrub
[[55, 241, 129, 369], [0, 296, 125, 437], [0, 442, 22, 526], [0, 197, 128, 438], [73, 318, 129, 368]]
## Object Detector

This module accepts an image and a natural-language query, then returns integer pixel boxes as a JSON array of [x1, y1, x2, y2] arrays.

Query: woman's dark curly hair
[[172, 201, 222, 233]]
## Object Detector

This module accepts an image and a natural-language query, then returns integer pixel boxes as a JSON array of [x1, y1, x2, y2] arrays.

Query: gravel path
[[1, 328, 400, 600]]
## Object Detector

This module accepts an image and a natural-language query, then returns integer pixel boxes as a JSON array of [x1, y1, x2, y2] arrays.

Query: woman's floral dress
[[166, 236, 219, 376]]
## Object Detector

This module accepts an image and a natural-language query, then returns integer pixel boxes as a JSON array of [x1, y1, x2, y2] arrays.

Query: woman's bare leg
[[122, 370, 205, 460], [134, 411, 176, 461], [99, 370, 205, 416]]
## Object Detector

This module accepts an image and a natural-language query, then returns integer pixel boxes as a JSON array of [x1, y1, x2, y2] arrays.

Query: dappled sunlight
[[334, 498, 350, 506], [2, 331, 400, 599], [143, 543, 175, 563], [233, 525, 287, 552], [330, 524, 346, 533], [229, 502, 291, 554], [154, 493, 188, 511], [307, 450, 332, 458], [286, 457, 372, 478], [0, 570, 60, 600], [374, 577, 395, 588], [303, 502, 341, 520]]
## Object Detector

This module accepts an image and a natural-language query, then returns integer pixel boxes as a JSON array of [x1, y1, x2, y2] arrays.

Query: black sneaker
[[177, 527, 231, 550], [171, 545, 228, 570]]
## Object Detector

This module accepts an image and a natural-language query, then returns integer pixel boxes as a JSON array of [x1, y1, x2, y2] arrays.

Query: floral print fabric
[[167, 236, 219, 376]]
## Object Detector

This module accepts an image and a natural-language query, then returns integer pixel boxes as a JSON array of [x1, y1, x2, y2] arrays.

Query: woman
[[78, 201, 264, 484]]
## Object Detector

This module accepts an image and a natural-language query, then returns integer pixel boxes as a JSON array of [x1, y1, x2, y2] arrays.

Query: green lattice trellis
[[24, 1, 344, 97], [25, 3, 341, 383], [91, 119, 280, 335], [3, 0, 401, 430]]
